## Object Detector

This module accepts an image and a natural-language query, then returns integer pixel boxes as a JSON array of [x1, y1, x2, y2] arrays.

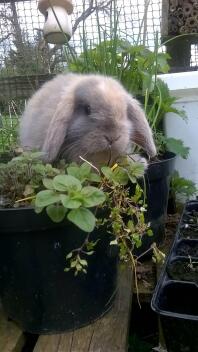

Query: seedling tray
[[151, 200, 198, 352]]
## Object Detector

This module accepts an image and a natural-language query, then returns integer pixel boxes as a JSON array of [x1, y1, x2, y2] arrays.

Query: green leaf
[[67, 166, 81, 179], [101, 166, 114, 180], [64, 267, 70, 272], [34, 206, 43, 214], [66, 252, 72, 259], [157, 53, 170, 73], [127, 220, 135, 232], [67, 162, 93, 183], [110, 239, 118, 245], [141, 71, 154, 93], [86, 239, 100, 251], [147, 229, 153, 237], [86, 251, 94, 255], [113, 167, 129, 185], [80, 162, 92, 174], [165, 138, 190, 159], [67, 207, 96, 232], [46, 204, 67, 223], [35, 190, 60, 207], [101, 166, 129, 185], [78, 258, 88, 266], [81, 186, 106, 207], [171, 171, 197, 197], [60, 194, 82, 209], [128, 162, 145, 179], [53, 175, 82, 192], [43, 178, 54, 190], [29, 151, 45, 159], [132, 234, 142, 248], [88, 173, 101, 182]]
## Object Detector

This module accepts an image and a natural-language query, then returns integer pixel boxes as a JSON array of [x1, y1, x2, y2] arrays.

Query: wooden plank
[[34, 264, 133, 352], [0, 304, 25, 352]]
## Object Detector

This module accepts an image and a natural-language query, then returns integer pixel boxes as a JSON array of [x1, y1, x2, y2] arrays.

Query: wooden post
[[166, 37, 191, 72]]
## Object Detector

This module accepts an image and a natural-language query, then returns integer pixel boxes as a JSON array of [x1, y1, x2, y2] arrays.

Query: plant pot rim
[[149, 151, 176, 166], [151, 279, 198, 321], [0, 206, 34, 212]]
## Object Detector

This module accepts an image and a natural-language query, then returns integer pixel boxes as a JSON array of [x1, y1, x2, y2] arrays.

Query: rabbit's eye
[[84, 104, 91, 115]]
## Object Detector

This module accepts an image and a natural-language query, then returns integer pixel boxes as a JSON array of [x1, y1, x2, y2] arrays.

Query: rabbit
[[20, 73, 156, 167]]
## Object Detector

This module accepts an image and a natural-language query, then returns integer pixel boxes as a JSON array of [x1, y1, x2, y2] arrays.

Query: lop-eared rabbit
[[20, 73, 156, 166]]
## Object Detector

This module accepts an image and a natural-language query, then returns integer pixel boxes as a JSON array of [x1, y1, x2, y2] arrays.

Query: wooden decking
[[0, 264, 133, 352], [0, 305, 25, 352]]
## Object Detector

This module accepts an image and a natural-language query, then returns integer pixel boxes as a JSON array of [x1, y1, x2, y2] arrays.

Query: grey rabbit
[[20, 73, 156, 166]]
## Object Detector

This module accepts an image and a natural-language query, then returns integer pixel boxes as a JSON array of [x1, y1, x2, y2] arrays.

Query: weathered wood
[[161, 0, 198, 71], [161, 0, 198, 39], [33, 264, 133, 352], [161, 0, 169, 38], [0, 305, 25, 352], [0, 74, 55, 101], [134, 262, 156, 303]]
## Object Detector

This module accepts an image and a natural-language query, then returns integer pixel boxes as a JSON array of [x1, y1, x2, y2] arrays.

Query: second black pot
[[134, 152, 176, 256]]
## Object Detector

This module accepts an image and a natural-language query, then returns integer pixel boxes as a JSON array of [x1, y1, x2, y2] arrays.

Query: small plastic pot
[[152, 280, 198, 352]]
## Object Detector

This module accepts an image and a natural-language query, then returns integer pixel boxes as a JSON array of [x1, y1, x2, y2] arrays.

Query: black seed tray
[[151, 200, 198, 352]]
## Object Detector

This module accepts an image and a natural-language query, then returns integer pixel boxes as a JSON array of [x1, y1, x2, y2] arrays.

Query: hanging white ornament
[[38, 0, 73, 44]]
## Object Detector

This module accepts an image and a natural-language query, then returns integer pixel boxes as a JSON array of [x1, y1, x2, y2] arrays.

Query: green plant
[[35, 162, 104, 232], [34, 156, 152, 277], [154, 133, 190, 159], [0, 114, 19, 153], [170, 171, 197, 199], [0, 151, 61, 207], [0, 151, 151, 281]]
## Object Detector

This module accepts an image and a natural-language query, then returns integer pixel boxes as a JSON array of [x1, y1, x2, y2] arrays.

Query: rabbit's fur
[[20, 73, 156, 166]]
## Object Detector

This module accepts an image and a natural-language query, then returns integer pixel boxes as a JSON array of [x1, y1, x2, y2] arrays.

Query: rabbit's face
[[59, 77, 137, 165]]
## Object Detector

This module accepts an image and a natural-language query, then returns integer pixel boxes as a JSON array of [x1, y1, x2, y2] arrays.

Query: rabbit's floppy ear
[[127, 96, 156, 158], [42, 92, 74, 162]]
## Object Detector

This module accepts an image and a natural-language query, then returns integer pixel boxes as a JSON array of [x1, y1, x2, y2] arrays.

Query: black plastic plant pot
[[152, 280, 198, 352], [151, 200, 198, 351], [0, 208, 118, 334], [134, 152, 176, 256]]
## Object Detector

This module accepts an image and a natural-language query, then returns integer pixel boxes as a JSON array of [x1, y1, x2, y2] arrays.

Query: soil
[[167, 260, 198, 283], [182, 210, 198, 225], [176, 242, 198, 257], [180, 224, 198, 239]]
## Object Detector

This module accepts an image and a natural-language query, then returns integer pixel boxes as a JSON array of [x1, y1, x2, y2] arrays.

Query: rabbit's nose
[[104, 135, 121, 145]]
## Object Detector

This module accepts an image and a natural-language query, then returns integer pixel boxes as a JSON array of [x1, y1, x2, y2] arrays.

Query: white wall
[[159, 71, 198, 187]]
